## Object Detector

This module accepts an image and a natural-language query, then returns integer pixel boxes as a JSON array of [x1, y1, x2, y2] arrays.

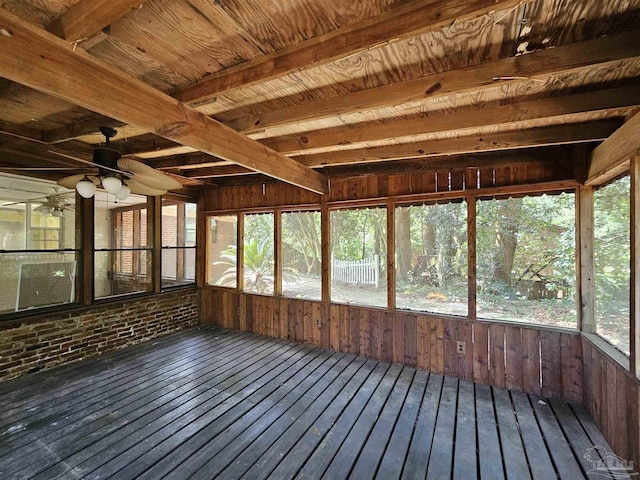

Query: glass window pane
[[161, 247, 196, 288], [162, 204, 178, 247], [330, 207, 387, 308], [244, 213, 275, 295], [0, 207, 26, 250], [208, 215, 238, 287], [0, 252, 77, 314], [94, 192, 148, 249], [595, 176, 630, 355], [396, 202, 468, 316], [185, 204, 197, 246], [282, 211, 321, 300], [476, 194, 576, 327], [161, 200, 196, 289], [94, 250, 151, 299]]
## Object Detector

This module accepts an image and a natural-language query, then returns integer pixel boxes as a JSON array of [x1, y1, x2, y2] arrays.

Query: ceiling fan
[[56, 127, 183, 200], [1, 187, 75, 217]]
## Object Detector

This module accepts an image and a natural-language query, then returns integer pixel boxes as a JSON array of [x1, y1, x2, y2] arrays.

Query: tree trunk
[[396, 207, 412, 282]]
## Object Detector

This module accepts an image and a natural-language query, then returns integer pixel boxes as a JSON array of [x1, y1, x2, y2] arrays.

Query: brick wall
[[0, 289, 199, 381]]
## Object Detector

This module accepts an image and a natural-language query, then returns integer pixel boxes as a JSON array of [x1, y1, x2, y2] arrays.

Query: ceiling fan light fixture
[[76, 177, 97, 198], [115, 183, 131, 201], [51, 208, 64, 217], [101, 175, 122, 195]]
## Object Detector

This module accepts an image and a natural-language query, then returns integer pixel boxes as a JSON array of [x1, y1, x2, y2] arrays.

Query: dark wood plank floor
[[0, 325, 632, 480]]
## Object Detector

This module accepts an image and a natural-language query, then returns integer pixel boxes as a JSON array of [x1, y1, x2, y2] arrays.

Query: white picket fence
[[331, 254, 380, 288]]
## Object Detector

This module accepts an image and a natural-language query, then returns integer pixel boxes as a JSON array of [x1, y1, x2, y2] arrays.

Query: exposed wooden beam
[[43, 117, 128, 144], [149, 153, 229, 170], [0, 8, 328, 194], [229, 31, 640, 135], [171, 0, 523, 106], [262, 86, 640, 155], [47, 0, 146, 42], [322, 146, 574, 178], [0, 120, 44, 143], [179, 165, 254, 178], [294, 121, 619, 167], [587, 110, 640, 184]]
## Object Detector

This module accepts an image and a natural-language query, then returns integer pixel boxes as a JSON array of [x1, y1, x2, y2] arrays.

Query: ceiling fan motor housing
[[93, 147, 122, 175]]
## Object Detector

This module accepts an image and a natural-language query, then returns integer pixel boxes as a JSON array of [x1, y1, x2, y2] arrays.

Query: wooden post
[[321, 197, 330, 303], [631, 155, 640, 376], [577, 185, 596, 333], [387, 199, 395, 310], [79, 194, 94, 305], [149, 196, 162, 293], [467, 194, 476, 320], [196, 205, 206, 288], [274, 208, 282, 296], [237, 213, 244, 291]]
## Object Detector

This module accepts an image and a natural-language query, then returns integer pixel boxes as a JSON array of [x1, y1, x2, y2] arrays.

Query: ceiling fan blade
[[34, 204, 51, 213], [57, 174, 100, 190], [118, 159, 183, 191], [126, 178, 167, 196]]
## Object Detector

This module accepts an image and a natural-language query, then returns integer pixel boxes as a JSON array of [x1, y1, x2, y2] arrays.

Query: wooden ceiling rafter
[[292, 121, 620, 167], [47, 0, 149, 45], [227, 31, 640, 135], [261, 85, 640, 156], [171, 0, 524, 106], [36, 28, 640, 154], [0, 7, 328, 195]]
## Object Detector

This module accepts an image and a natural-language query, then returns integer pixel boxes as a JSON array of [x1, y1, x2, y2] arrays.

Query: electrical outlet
[[456, 341, 466, 355]]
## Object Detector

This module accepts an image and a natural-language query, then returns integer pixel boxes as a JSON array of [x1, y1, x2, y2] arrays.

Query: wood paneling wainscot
[[582, 336, 640, 470], [202, 289, 582, 404]]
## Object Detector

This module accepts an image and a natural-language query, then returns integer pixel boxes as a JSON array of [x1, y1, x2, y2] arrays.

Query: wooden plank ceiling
[[0, 0, 639, 194]]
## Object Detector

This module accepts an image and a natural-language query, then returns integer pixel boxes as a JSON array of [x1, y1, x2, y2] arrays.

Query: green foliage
[[331, 208, 387, 261], [476, 193, 576, 298], [594, 176, 630, 317], [282, 211, 321, 276]]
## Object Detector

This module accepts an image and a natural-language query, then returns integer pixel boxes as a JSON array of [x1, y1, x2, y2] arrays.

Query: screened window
[[396, 201, 467, 316], [94, 192, 151, 299], [161, 201, 196, 288], [244, 213, 275, 295], [207, 215, 238, 287], [0, 173, 77, 314], [476, 193, 576, 327], [282, 210, 321, 300], [330, 207, 387, 308], [594, 176, 630, 355]]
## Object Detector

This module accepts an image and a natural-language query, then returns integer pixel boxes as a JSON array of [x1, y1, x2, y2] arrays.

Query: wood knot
[[300, 136, 309, 144]]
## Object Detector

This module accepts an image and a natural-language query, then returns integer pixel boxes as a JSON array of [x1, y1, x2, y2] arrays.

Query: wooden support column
[[467, 195, 477, 320], [631, 155, 640, 376], [274, 209, 283, 296], [387, 199, 395, 310], [321, 197, 330, 303], [79, 194, 94, 305], [237, 213, 244, 291], [149, 196, 162, 293], [196, 205, 206, 289], [577, 185, 596, 333]]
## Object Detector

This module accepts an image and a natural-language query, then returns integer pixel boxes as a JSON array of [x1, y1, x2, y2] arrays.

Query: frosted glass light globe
[[76, 178, 97, 198], [51, 208, 64, 217], [116, 184, 131, 201], [102, 176, 122, 195]]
